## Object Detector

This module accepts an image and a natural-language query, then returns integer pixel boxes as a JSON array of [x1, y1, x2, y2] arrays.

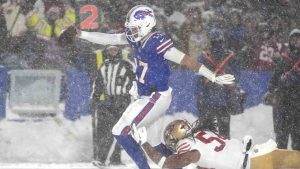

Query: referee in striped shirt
[[91, 45, 135, 166]]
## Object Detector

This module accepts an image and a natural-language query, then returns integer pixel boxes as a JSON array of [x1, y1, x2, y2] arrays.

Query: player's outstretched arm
[[164, 47, 235, 85], [77, 30, 129, 45], [131, 124, 200, 168], [142, 143, 200, 168]]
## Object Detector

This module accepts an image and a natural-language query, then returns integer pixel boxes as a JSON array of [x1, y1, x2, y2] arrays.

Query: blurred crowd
[[0, 0, 299, 72]]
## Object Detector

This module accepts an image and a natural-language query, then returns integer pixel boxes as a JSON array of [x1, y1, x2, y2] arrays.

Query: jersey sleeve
[[80, 31, 128, 45], [176, 139, 196, 154], [152, 33, 174, 56]]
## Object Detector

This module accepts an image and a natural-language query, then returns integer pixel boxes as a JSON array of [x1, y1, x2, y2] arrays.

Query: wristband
[[198, 65, 215, 82], [158, 156, 166, 168]]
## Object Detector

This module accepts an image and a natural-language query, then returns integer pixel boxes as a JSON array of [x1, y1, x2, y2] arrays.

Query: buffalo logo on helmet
[[134, 9, 153, 20]]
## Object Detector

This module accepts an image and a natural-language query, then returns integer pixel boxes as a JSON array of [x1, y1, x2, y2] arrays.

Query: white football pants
[[112, 87, 172, 136]]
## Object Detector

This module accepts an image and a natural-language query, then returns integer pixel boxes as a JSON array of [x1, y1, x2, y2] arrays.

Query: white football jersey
[[176, 130, 245, 169]]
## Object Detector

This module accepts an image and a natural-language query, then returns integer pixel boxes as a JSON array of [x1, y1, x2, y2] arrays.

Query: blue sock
[[154, 143, 173, 157], [114, 135, 150, 169], [154, 143, 181, 169]]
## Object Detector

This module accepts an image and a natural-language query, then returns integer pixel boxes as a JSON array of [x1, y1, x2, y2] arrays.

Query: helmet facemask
[[125, 25, 144, 43]]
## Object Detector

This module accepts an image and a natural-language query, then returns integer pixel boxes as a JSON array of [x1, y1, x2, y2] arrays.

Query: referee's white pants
[[112, 87, 172, 136]]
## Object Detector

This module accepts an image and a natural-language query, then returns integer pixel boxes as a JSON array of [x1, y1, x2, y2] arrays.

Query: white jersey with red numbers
[[176, 130, 245, 169]]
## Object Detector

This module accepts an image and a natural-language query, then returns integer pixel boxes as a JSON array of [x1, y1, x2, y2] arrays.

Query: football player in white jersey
[[132, 119, 300, 169]]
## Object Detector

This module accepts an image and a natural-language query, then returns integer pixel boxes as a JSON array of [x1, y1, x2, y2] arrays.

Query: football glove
[[58, 25, 78, 45], [215, 74, 235, 85], [129, 81, 139, 99], [198, 65, 235, 85], [131, 124, 147, 145]]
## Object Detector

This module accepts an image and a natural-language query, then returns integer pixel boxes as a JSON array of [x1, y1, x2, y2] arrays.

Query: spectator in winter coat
[[26, 0, 76, 70], [224, 10, 246, 65], [0, 0, 45, 70], [251, 16, 288, 71], [179, 6, 210, 59], [0, 1, 8, 54], [197, 29, 244, 139], [237, 13, 262, 70], [264, 28, 300, 151]]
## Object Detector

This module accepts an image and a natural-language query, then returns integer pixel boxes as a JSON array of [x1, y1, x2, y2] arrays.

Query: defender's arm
[[131, 125, 200, 168], [142, 142, 200, 168]]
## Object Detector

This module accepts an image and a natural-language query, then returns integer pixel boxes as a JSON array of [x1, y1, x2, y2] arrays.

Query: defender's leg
[[251, 149, 300, 169]]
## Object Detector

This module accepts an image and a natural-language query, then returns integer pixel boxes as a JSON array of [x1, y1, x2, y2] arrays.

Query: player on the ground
[[132, 119, 300, 169], [75, 5, 235, 169]]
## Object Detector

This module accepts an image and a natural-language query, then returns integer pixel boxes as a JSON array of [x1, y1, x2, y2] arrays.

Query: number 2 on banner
[[195, 131, 226, 152], [80, 5, 99, 30]]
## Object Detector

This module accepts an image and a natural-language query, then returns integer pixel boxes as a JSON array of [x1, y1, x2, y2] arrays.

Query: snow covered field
[[0, 104, 275, 169]]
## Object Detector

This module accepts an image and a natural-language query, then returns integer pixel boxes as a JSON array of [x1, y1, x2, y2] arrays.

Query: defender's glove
[[131, 124, 147, 145]]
